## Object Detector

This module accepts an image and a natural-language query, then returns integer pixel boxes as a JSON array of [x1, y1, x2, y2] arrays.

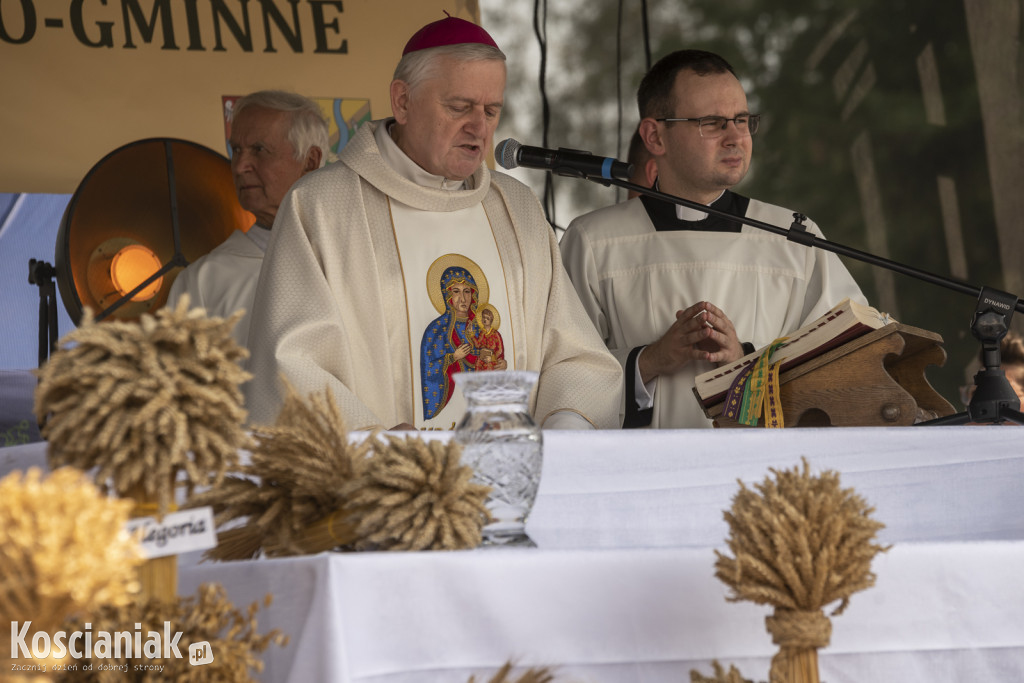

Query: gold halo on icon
[[425, 253, 489, 315], [477, 303, 500, 330]]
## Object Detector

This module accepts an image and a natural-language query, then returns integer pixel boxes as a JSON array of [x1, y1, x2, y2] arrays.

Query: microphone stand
[[574, 173, 1023, 426]]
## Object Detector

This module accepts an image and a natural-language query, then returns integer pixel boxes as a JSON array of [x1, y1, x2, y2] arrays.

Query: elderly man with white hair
[[244, 15, 622, 431], [168, 90, 329, 348]]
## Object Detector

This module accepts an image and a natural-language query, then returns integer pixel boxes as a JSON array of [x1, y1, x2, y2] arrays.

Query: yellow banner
[[0, 0, 481, 192]]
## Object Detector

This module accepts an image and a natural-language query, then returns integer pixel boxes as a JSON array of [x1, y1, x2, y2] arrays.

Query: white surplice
[[561, 193, 867, 428]]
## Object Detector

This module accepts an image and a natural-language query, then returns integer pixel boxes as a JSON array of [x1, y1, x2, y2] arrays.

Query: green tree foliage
[[486, 0, 1021, 405]]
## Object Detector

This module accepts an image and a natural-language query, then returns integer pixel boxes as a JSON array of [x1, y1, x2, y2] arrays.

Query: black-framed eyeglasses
[[654, 114, 760, 138]]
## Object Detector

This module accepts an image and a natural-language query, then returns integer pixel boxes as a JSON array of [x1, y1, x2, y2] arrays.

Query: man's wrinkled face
[[229, 106, 307, 227], [392, 56, 506, 181]]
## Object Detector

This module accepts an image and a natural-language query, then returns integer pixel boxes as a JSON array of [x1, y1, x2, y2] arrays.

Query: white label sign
[[126, 506, 217, 559]]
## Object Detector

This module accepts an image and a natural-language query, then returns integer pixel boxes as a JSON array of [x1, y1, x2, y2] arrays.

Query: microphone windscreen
[[495, 139, 521, 170]]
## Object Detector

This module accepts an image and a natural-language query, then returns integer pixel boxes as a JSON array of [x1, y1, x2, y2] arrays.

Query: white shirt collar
[[674, 189, 726, 221], [374, 119, 473, 191]]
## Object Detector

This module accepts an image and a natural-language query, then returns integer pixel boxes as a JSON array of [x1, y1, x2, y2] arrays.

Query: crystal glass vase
[[453, 370, 543, 547]]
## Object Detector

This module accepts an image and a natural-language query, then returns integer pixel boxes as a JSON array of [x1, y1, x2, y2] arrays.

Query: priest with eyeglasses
[[560, 49, 867, 429]]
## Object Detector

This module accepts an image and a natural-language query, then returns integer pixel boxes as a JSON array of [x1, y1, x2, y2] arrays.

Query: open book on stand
[[693, 298, 894, 408]]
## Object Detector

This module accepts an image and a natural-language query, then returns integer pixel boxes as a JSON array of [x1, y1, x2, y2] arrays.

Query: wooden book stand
[[702, 323, 956, 428]]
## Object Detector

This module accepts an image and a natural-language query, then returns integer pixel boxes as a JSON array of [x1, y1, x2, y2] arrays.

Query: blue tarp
[[0, 193, 76, 371]]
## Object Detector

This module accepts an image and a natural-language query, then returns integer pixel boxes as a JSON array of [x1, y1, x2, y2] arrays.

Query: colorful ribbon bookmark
[[725, 338, 788, 427]]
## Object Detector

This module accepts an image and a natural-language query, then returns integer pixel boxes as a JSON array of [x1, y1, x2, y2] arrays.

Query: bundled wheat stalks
[[33, 297, 251, 516], [0, 468, 142, 679], [346, 432, 492, 551], [192, 383, 491, 559], [0, 467, 141, 628], [190, 383, 372, 559], [55, 583, 286, 683], [713, 458, 888, 683], [690, 660, 755, 683], [468, 662, 556, 683]]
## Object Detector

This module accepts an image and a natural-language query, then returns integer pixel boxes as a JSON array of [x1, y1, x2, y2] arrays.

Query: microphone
[[495, 139, 633, 181]]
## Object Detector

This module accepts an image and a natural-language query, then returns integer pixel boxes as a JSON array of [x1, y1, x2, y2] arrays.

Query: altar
[[179, 426, 1022, 682], [4, 426, 1023, 682]]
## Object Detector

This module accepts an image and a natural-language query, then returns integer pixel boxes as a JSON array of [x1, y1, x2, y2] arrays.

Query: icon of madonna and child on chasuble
[[389, 197, 515, 430], [419, 254, 510, 426]]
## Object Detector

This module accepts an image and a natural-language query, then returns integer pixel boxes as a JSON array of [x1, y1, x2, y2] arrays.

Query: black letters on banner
[[211, 0, 253, 52], [1, 0, 349, 53], [0, 0, 38, 44], [260, 0, 301, 53], [183, 0, 205, 50], [310, 0, 346, 54], [122, 0, 178, 49], [70, 0, 115, 48]]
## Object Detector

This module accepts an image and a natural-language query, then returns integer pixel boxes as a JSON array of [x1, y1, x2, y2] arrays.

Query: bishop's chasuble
[[245, 120, 622, 430]]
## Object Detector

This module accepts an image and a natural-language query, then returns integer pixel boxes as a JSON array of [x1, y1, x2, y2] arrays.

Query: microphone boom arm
[[599, 176, 1024, 316], [589, 175, 1023, 425]]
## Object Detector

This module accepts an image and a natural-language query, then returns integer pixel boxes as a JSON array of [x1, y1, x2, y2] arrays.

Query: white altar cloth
[[4, 426, 1022, 549], [524, 426, 1024, 548], [4, 426, 1023, 681], [179, 541, 1023, 683]]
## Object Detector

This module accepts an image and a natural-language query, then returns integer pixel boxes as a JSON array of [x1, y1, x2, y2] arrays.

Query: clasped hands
[[638, 301, 745, 384]]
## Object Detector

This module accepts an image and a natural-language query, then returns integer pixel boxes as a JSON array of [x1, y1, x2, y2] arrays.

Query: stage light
[[55, 138, 253, 324], [95, 240, 165, 304], [110, 243, 164, 302]]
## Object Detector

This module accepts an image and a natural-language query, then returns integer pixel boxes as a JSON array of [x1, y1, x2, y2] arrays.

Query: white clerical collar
[[375, 119, 474, 191], [245, 224, 271, 252], [673, 189, 726, 222]]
